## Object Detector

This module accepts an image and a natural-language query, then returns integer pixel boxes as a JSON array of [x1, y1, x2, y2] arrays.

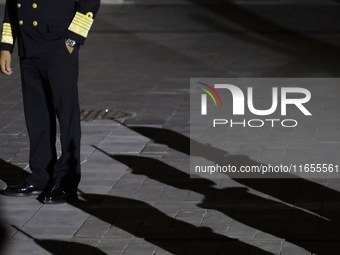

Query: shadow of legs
[[0, 159, 29, 187]]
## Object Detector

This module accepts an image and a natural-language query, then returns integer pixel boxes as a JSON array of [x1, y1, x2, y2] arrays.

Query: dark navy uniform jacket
[[0, 0, 100, 58]]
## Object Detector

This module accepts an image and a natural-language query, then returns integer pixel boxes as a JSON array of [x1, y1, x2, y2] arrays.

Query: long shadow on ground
[[98, 151, 339, 255], [0, 201, 7, 255], [0, 159, 26, 254], [126, 127, 340, 223], [0, 159, 29, 187], [12, 226, 108, 255], [98, 126, 340, 255], [69, 190, 273, 255]]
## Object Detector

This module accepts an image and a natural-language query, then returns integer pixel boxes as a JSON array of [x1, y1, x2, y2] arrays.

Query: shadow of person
[[11, 225, 108, 255], [0, 200, 8, 255], [0, 159, 29, 187], [100, 152, 339, 255], [126, 126, 340, 225], [69, 191, 273, 255], [0, 225, 5, 255]]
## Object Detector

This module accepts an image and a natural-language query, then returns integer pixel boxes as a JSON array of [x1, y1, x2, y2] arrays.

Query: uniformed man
[[0, 0, 100, 203]]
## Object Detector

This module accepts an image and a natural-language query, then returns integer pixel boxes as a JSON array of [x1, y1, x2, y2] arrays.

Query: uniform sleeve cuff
[[0, 43, 13, 53], [66, 30, 86, 45]]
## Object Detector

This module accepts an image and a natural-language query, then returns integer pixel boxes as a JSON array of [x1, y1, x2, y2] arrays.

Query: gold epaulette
[[1, 23, 13, 45], [68, 12, 94, 38]]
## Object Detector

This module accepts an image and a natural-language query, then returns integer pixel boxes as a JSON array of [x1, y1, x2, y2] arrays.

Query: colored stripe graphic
[[197, 87, 217, 106], [197, 82, 222, 106]]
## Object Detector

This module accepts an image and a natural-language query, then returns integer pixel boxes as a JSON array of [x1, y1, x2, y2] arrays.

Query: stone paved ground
[[1, 1, 340, 254]]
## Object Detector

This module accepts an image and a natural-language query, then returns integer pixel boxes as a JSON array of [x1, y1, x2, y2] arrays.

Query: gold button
[[32, 3, 37, 8], [19, 20, 23, 25], [33, 21, 38, 26], [17, 3, 21, 8]]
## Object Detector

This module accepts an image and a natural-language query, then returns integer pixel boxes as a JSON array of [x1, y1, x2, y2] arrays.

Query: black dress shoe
[[1, 183, 43, 197], [42, 186, 78, 204]]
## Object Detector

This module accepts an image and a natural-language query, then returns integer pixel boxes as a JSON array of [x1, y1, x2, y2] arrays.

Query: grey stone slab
[[132, 186, 165, 202], [81, 162, 128, 172], [226, 227, 257, 238], [13, 226, 76, 240], [122, 240, 158, 255], [2, 239, 63, 255], [96, 238, 130, 255], [80, 178, 119, 187], [281, 247, 312, 255], [0, 196, 41, 210], [13, 209, 88, 239], [154, 201, 183, 211], [175, 209, 206, 220], [183, 191, 206, 202], [141, 143, 168, 154], [140, 178, 167, 187], [95, 141, 147, 154], [104, 227, 135, 239], [251, 241, 283, 255], [77, 185, 113, 195], [75, 219, 111, 238], [157, 187, 190, 202], [1, 209, 39, 230], [201, 210, 232, 225], [81, 171, 124, 180], [83, 157, 123, 166]]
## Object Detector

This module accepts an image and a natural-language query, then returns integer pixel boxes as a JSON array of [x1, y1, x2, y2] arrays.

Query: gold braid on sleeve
[[1, 23, 13, 45], [68, 12, 94, 38]]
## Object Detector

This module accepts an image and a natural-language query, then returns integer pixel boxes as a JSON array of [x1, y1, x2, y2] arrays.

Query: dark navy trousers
[[20, 41, 81, 192]]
